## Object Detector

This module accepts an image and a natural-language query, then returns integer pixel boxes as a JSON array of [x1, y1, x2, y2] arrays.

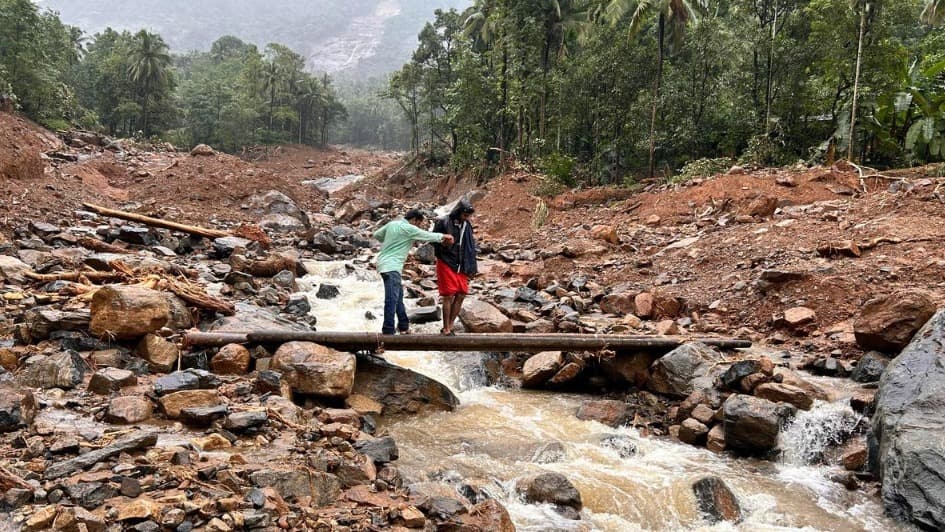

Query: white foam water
[[300, 260, 907, 531]]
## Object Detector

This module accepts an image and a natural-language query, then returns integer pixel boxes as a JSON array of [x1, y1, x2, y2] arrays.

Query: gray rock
[[407, 305, 441, 324], [25, 309, 90, 340], [517, 472, 583, 516], [224, 411, 268, 432], [118, 226, 155, 246], [309, 232, 338, 254], [153, 369, 221, 395], [271, 270, 296, 288], [316, 283, 340, 299], [45, 431, 158, 479], [259, 213, 306, 233], [648, 342, 721, 398], [283, 294, 311, 316], [723, 394, 795, 455], [88, 368, 137, 395], [66, 481, 116, 509], [872, 308, 945, 530], [16, 351, 85, 389], [720, 360, 762, 390], [352, 436, 399, 464], [415, 243, 436, 264], [352, 354, 458, 415], [0, 254, 31, 283], [180, 405, 228, 427], [851, 351, 889, 383], [211, 302, 309, 334], [212, 236, 251, 258]]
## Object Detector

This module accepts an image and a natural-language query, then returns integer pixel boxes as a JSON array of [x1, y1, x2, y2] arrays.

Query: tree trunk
[[849, 6, 867, 162], [765, 8, 778, 135], [647, 14, 665, 179]]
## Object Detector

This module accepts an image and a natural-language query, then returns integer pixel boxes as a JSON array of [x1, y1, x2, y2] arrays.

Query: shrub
[[672, 157, 733, 184], [540, 152, 577, 187]]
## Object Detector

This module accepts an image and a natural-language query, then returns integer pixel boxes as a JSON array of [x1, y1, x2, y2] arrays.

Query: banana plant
[[865, 58, 945, 163]]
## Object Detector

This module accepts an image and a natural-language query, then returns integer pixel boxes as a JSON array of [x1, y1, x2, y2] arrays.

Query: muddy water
[[301, 261, 910, 531]]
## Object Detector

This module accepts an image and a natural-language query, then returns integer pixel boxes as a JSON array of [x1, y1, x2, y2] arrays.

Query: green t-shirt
[[373, 218, 445, 274]]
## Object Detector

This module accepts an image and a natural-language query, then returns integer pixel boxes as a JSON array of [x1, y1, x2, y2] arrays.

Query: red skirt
[[436, 260, 469, 296]]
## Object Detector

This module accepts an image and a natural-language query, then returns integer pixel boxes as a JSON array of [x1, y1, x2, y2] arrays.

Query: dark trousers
[[381, 271, 409, 335]]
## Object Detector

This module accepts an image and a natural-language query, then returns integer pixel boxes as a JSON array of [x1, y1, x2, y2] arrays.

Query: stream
[[300, 260, 911, 531]]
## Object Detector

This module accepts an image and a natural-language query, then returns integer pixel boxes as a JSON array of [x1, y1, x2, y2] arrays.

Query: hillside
[[38, 0, 470, 76]]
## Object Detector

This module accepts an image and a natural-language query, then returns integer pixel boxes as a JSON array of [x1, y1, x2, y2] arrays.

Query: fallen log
[[25, 270, 125, 283], [183, 330, 752, 353], [82, 202, 230, 240], [77, 237, 130, 254]]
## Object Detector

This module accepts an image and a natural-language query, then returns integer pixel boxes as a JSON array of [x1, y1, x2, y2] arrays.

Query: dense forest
[[0, 0, 348, 151], [4, 0, 945, 182], [388, 0, 945, 182]]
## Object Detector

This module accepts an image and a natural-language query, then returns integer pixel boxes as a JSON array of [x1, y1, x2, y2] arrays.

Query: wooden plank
[[183, 330, 751, 353]]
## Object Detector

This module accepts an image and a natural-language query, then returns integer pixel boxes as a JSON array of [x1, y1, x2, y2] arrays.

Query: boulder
[[159, 390, 222, 419], [407, 305, 441, 324], [271, 342, 355, 398], [854, 291, 935, 353], [248, 190, 308, 226], [25, 309, 90, 340], [723, 394, 796, 455], [706, 425, 726, 453], [223, 410, 268, 432], [250, 469, 340, 506], [106, 396, 153, 424], [211, 344, 251, 375], [136, 334, 179, 373], [352, 354, 458, 415], [872, 308, 945, 529], [90, 286, 170, 340], [777, 306, 816, 329], [692, 476, 742, 523], [16, 351, 85, 389], [522, 351, 564, 388], [600, 353, 655, 388], [517, 472, 582, 518], [648, 342, 721, 398], [88, 368, 137, 395], [316, 283, 340, 299], [190, 144, 215, 156], [634, 293, 654, 318], [0, 379, 36, 432], [754, 382, 814, 411], [352, 436, 399, 464], [679, 418, 710, 445], [153, 369, 221, 395], [850, 351, 889, 383], [211, 302, 309, 334], [459, 299, 513, 333], [260, 213, 306, 233], [0, 254, 31, 283], [575, 400, 630, 427], [590, 225, 619, 244], [600, 293, 633, 315]]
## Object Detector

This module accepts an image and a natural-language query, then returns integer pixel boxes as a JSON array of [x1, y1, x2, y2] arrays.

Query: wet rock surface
[[873, 309, 945, 530]]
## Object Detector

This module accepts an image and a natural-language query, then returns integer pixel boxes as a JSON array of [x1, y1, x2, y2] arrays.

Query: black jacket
[[433, 202, 478, 276]]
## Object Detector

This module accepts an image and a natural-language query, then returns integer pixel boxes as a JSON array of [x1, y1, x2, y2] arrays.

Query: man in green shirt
[[373, 209, 454, 335]]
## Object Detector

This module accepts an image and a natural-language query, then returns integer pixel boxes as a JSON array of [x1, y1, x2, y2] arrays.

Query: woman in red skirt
[[433, 200, 478, 335]]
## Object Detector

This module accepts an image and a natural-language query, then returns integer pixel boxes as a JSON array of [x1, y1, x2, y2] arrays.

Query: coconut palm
[[128, 30, 171, 136], [603, 0, 707, 177]]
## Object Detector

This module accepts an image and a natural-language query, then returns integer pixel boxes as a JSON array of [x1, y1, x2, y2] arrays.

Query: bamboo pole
[[82, 202, 231, 240], [183, 330, 751, 352]]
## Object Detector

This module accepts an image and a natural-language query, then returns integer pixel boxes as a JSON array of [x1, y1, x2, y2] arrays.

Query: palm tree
[[538, 0, 591, 148], [465, 0, 511, 150], [922, 0, 945, 25], [67, 26, 87, 65], [603, 0, 707, 177], [848, 0, 879, 161], [128, 30, 171, 137], [261, 60, 281, 132]]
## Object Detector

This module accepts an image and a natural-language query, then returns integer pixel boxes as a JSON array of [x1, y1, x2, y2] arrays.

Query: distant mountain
[[38, 0, 470, 77]]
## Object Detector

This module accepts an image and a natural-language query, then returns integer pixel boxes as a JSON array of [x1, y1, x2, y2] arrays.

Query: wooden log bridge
[[183, 330, 751, 353]]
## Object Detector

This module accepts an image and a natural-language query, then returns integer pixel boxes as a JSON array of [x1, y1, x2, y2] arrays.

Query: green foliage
[[540, 152, 577, 187], [672, 157, 733, 183], [738, 135, 797, 167]]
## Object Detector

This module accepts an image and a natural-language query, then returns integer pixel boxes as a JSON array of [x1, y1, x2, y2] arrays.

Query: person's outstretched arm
[[406, 223, 450, 243]]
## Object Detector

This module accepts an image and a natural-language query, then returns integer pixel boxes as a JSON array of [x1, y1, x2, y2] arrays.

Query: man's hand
[[442, 234, 455, 245]]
